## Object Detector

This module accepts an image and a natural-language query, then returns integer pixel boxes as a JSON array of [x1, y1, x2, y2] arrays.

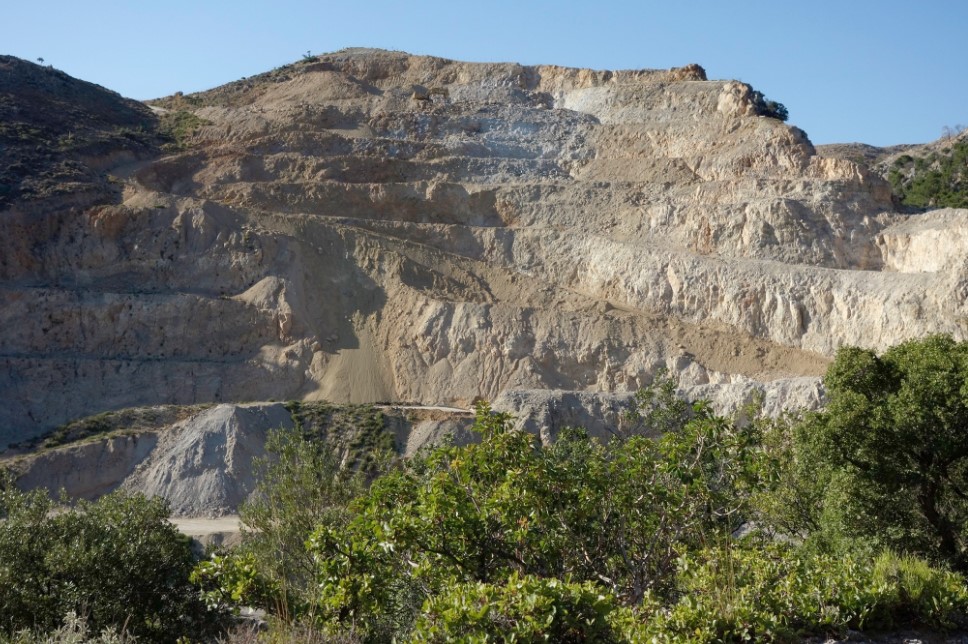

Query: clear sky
[[4, 0, 965, 146]]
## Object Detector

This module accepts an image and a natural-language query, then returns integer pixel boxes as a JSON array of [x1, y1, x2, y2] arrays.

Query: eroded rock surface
[[6, 402, 477, 517], [2, 49, 965, 445]]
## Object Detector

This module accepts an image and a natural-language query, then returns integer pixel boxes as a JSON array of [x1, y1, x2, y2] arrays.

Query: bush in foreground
[[303, 392, 760, 640], [412, 572, 628, 643], [637, 545, 968, 642], [197, 355, 968, 641], [0, 478, 218, 642], [759, 334, 968, 570]]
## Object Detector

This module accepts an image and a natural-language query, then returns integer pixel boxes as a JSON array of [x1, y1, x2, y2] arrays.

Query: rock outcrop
[[8, 402, 477, 516], [2, 48, 965, 445]]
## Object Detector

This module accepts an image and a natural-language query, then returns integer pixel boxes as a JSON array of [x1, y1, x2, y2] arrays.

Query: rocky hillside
[[2, 48, 967, 446], [6, 402, 474, 517], [819, 130, 968, 209], [0, 56, 161, 209]]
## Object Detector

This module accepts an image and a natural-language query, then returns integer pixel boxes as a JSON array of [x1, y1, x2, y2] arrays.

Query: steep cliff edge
[[2, 49, 964, 445]]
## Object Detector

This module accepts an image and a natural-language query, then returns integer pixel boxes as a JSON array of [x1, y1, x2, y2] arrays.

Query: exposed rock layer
[[2, 49, 965, 444], [7, 383, 813, 517]]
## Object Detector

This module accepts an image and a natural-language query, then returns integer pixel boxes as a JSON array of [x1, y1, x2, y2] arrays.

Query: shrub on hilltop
[[751, 89, 789, 121], [888, 137, 968, 208]]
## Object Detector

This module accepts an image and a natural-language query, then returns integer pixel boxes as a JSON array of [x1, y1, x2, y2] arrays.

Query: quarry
[[2, 47, 966, 520]]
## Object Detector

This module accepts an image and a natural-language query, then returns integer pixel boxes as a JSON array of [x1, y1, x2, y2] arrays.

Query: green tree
[[763, 335, 968, 569], [0, 476, 217, 642], [750, 89, 789, 121], [307, 390, 762, 640], [196, 427, 369, 621]]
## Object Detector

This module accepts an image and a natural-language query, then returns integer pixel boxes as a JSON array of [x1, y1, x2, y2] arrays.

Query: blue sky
[[4, 0, 965, 146]]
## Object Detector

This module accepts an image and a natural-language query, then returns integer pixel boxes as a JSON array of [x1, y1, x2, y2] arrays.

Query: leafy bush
[[0, 478, 218, 642], [869, 551, 968, 629], [637, 545, 968, 642], [411, 573, 627, 643], [761, 335, 968, 570], [191, 551, 281, 616], [193, 349, 968, 641], [306, 385, 762, 640]]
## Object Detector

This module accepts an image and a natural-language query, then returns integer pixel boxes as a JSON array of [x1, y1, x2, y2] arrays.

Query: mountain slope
[[1, 49, 966, 445], [0, 55, 161, 209]]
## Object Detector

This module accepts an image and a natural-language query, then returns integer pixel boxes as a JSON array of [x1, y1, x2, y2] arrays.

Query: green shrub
[[0, 479, 218, 642], [411, 573, 627, 643], [1, 611, 136, 643], [750, 89, 789, 121], [637, 545, 968, 642], [869, 551, 968, 629], [762, 335, 968, 570], [191, 551, 281, 616], [306, 387, 762, 639]]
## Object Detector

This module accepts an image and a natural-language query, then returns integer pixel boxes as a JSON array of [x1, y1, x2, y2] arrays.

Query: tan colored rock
[[876, 208, 968, 273], [1, 49, 964, 445]]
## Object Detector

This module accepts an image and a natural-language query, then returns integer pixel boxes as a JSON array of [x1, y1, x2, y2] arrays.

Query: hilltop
[[0, 55, 161, 209], [819, 129, 968, 209]]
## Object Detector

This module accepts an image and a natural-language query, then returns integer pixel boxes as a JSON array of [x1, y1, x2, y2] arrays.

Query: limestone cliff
[[1, 49, 963, 445]]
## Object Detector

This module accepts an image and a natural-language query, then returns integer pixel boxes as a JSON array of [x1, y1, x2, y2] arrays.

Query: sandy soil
[[170, 515, 242, 535]]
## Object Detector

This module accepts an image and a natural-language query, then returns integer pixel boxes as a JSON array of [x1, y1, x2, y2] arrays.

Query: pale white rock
[[876, 208, 968, 272], [120, 403, 291, 517], [7, 402, 478, 516]]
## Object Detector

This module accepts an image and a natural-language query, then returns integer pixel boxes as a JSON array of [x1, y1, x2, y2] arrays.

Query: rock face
[[10, 403, 287, 516], [120, 403, 289, 516], [8, 402, 477, 516], [2, 48, 966, 445]]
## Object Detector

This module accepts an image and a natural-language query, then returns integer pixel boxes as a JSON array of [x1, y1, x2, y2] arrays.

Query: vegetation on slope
[[146, 55, 322, 112], [283, 401, 395, 473], [6, 404, 214, 453], [0, 55, 220, 209], [0, 56, 162, 207], [155, 109, 211, 151], [888, 136, 968, 209]]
